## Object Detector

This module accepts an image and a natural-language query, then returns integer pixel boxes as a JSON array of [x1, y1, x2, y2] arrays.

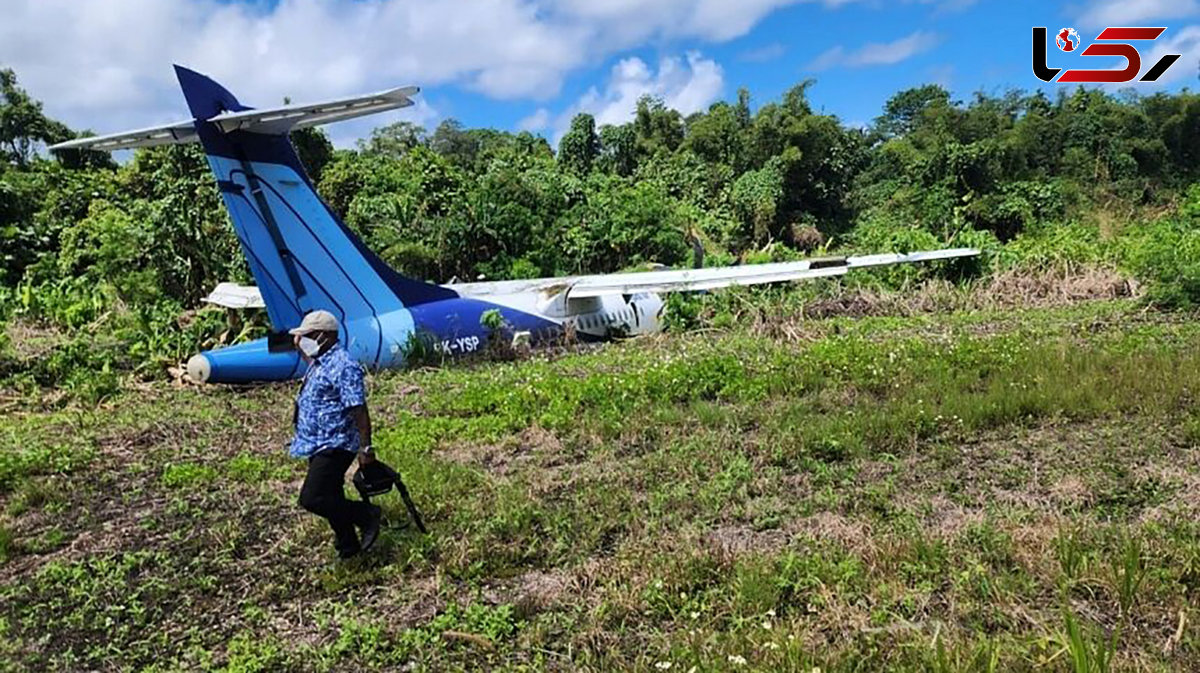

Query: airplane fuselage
[[185, 289, 665, 383]]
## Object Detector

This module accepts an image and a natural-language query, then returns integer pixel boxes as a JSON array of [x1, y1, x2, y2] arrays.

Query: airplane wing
[[561, 262, 851, 297], [453, 247, 980, 298], [49, 86, 419, 153], [202, 247, 979, 307]]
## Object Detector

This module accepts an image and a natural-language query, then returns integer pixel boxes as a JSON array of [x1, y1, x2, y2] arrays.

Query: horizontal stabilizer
[[49, 84, 418, 153], [49, 120, 198, 152], [207, 86, 418, 135], [203, 282, 266, 309]]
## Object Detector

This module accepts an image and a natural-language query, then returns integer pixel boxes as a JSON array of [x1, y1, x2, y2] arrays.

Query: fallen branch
[[862, 619, 926, 635], [442, 630, 495, 650], [1163, 609, 1187, 654]]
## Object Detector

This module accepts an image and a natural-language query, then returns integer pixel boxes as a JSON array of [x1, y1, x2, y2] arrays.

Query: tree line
[[3, 66, 1200, 389]]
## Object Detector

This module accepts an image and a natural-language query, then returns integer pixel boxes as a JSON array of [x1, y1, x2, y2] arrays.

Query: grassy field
[[4, 297, 1200, 671]]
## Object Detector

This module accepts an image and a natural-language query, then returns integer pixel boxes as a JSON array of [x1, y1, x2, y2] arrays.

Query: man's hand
[[349, 405, 373, 466]]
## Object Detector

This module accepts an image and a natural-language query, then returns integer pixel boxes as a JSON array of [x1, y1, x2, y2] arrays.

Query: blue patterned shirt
[[290, 343, 367, 458]]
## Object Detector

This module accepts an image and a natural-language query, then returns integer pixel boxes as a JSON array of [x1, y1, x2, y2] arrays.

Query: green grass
[[3, 300, 1200, 670], [160, 462, 219, 488]]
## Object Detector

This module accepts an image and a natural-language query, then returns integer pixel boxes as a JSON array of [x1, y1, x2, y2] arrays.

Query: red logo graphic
[[1034, 26, 1181, 83], [1057, 27, 1081, 52]]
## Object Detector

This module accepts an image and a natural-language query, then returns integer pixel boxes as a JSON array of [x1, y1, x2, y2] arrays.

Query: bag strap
[[293, 365, 316, 429]]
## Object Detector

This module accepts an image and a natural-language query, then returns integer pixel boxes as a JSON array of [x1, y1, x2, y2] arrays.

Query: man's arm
[[350, 404, 374, 465], [338, 360, 373, 465]]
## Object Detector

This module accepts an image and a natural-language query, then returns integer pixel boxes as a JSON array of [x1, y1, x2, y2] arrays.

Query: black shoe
[[359, 504, 383, 552], [338, 545, 361, 560]]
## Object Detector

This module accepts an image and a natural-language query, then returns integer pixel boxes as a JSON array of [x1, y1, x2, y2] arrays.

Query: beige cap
[[289, 310, 339, 336]]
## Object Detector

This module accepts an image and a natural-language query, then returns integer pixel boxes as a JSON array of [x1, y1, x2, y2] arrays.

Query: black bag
[[353, 460, 395, 498], [353, 458, 428, 534]]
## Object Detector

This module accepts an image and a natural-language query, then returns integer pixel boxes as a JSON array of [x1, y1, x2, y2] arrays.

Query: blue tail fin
[[173, 65, 455, 334]]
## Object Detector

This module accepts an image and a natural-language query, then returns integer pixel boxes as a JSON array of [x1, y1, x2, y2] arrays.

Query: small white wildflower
[[766, 608, 776, 617], [655, 662, 672, 671], [763, 642, 780, 651], [690, 611, 700, 620], [728, 655, 748, 666], [761, 621, 772, 630]]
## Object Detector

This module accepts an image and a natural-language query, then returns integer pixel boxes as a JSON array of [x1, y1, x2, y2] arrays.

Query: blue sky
[[3, 0, 1199, 147]]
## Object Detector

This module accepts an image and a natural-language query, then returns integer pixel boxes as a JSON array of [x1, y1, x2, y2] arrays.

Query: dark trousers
[[299, 449, 371, 554]]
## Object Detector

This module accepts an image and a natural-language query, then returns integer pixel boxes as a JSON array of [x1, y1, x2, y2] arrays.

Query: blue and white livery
[[51, 66, 979, 384]]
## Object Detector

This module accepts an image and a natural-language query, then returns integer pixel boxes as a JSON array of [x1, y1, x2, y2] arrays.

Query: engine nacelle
[[187, 338, 304, 384]]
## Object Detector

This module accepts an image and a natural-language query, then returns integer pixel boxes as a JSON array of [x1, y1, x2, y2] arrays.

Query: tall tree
[[358, 121, 428, 158], [874, 84, 952, 139], [634, 96, 685, 156], [684, 101, 746, 171], [735, 87, 752, 128], [0, 68, 71, 167], [558, 113, 599, 176], [291, 128, 334, 182], [430, 119, 480, 168], [598, 123, 637, 176]]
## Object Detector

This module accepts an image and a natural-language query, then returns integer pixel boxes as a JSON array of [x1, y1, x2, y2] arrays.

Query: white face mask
[[298, 335, 322, 358]]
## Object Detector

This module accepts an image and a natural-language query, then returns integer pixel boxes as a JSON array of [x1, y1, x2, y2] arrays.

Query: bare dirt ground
[[4, 299, 1200, 670]]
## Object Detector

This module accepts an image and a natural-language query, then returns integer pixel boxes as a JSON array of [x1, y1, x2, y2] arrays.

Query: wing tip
[[203, 282, 266, 309]]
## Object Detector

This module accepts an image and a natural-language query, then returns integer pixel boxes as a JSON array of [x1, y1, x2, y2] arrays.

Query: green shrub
[[999, 220, 1109, 270], [1123, 217, 1200, 308]]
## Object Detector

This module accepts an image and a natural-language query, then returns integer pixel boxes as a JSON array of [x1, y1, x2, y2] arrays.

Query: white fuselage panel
[[457, 287, 665, 339]]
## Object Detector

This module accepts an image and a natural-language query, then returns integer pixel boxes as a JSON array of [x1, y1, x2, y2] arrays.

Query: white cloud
[[552, 51, 724, 142], [682, 0, 805, 40], [739, 43, 787, 62], [548, 0, 857, 42], [0, 0, 831, 142], [1, 0, 588, 136], [1079, 0, 1200, 29], [807, 30, 940, 71], [517, 108, 551, 132]]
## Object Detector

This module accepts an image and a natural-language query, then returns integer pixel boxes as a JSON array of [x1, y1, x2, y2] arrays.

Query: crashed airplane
[[51, 66, 978, 384]]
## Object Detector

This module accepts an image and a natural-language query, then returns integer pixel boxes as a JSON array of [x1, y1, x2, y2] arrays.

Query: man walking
[[289, 310, 382, 558]]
